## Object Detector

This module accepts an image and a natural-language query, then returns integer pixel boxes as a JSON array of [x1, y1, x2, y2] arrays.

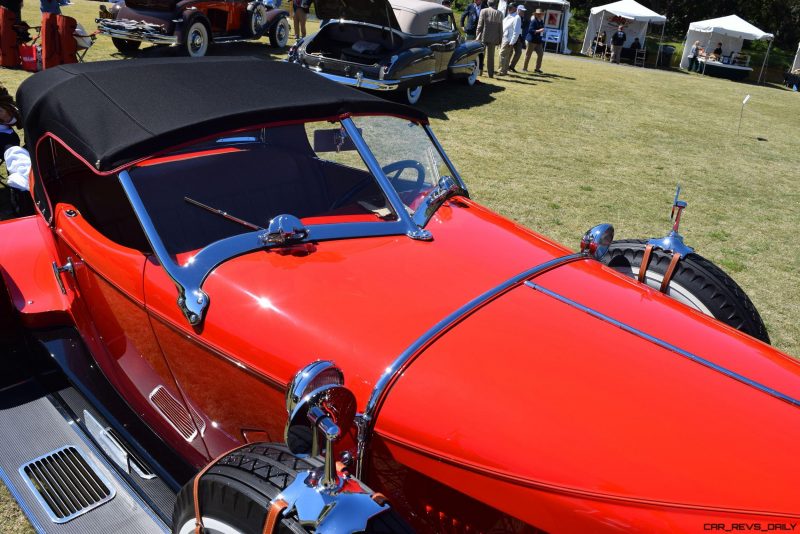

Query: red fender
[[0, 216, 72, 328]]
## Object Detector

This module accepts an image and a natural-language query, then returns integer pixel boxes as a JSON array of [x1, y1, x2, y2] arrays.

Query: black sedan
[[288, 0, 484, 104]]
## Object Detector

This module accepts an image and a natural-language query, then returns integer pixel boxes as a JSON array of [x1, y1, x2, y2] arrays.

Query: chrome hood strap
[[525, 281, 800, 409], [355, 252, 586, 478]]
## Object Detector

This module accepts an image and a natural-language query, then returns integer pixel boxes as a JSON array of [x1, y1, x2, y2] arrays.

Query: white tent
[[679, 15, 774, 82], [793, 42, 800, 72], [581, 0, 667, 60]]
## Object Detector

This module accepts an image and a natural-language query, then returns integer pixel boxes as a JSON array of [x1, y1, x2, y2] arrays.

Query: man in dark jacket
[[523, 7, 545, 72], [610, 25, 626, 63], [461, 0, 482, 40]]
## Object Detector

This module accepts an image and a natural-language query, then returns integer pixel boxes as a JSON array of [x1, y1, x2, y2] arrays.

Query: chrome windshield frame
[[117, 116, 442, 325]]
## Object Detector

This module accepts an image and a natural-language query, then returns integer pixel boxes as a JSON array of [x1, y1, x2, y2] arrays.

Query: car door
[[38, 140, 209, 465], [427, 13, 458, 75]]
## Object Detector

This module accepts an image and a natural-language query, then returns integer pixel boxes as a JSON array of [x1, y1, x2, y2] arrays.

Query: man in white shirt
[[498, 3, 521, 76]]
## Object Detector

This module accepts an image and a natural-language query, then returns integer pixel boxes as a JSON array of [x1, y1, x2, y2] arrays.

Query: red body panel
[[0, 216, 71, 327], [377, 276, 800, 528], [53, 205, 210, 464], [133, 195, 800, 528]]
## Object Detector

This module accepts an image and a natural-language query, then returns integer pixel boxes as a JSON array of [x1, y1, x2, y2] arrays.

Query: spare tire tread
[[604, 239, 769, 344]]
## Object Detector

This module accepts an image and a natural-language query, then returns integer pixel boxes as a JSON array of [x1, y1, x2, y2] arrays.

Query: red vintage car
[[0, 57, 798, 534], [96, 0, 290, 56]]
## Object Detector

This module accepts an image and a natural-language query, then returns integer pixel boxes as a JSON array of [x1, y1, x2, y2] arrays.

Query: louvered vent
[[149, 385, 199, 441], [19, 446, 116, 523]]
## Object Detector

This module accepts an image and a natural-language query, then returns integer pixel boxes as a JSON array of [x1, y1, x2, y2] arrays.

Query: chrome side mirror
[[285, 361, 356, 489], [580, 224, 614, 260]]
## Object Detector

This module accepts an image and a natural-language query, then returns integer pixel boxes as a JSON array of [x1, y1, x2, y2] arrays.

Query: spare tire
[[603, 239, 770, 344], [172, 443, 413, 534]]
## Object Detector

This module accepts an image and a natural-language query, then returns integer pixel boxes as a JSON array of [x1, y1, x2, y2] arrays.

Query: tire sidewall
[[249, 4, 268, 37], [184, 19, 210, 57], [270, 17, 290, 48]]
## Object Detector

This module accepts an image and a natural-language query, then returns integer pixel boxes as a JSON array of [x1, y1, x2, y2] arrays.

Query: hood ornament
[[647, 185, 694, 258]]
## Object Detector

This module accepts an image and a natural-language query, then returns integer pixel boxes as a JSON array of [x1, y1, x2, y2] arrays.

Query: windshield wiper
[[184, 196, 263, 231]]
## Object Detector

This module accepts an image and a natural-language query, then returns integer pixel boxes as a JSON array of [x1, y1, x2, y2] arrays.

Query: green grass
[[2, 0, 800, 529]]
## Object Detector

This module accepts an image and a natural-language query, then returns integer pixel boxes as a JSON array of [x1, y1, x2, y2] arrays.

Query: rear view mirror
[[313, 128, 359, 152]]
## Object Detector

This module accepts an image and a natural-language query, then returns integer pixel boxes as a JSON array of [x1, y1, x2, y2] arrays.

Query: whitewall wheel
[[405, 85, 422, 105], [466, 61, 479, 85], [184, 20, 210, 57]]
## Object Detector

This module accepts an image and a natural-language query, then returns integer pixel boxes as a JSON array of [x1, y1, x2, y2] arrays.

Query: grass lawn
[[1, 0, 799, 530]]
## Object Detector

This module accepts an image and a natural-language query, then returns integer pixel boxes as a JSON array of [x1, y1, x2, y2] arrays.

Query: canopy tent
[[581, 0, 667, 62], [679, 15, 774, 83], [793, 42, 800, 72]]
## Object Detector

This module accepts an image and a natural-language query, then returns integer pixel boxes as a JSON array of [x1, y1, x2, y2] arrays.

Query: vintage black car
[[97, 0, 290, 57], [288, 0, 484, 104]]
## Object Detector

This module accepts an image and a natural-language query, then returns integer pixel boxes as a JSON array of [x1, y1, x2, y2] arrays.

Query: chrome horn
[[281, 362, 388, 532], [284, 361, 356, 489], [580, 224, 615, 260]]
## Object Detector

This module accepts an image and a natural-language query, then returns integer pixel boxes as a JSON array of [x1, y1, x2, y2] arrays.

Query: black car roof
[[17, 57, 428, 172]]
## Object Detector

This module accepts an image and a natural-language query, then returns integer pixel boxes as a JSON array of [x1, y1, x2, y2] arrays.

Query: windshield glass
[[352, 116, 451, 215], [127, 120, 399, 258]]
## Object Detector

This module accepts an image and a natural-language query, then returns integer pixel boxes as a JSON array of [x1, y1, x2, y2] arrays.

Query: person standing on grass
[[461, 0, 482, 40], [610, 25, 626, 64], [476, 0, 502, 77], [523, 7, 545, 73], [292, 0, 309, 40], [687, 40, 702, 72], [508, 4, 527, 72], [498, 3, 520, 76]]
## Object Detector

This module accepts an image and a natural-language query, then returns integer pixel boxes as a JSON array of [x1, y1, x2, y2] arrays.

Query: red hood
[[194, 199, 570, 403], [163, 198, 800, 519], [376, 258, 800, 519]]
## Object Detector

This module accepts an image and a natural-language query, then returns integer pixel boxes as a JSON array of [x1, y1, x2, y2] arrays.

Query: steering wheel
[[381, 160, 426, 194], [330, 159, 427, 212]]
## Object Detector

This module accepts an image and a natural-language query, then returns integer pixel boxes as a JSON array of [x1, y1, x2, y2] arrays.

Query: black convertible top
[[17, 57, 428, 171]]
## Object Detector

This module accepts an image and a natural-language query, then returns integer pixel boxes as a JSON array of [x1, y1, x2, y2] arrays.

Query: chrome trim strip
[[97, 28, 177, 45], [314, 71, 400, 91], [448, 62, 475, 69], [525, 281, 800, 408], [400, 70, 435, 79], [356, 252, 586, 477]]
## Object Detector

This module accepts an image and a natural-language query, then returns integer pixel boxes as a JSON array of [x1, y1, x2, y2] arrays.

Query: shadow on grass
[[417, 81, 505, 120]]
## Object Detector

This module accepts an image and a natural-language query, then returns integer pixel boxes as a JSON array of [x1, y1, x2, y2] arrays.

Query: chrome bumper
[[97, 24, 177, 45], [313, 71, 400, 92]]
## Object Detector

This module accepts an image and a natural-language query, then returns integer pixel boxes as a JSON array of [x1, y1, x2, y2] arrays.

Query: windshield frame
[[117, 116, 466, 326]]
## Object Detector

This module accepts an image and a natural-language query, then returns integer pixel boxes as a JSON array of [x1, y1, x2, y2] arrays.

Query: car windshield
[[127, 119, 403, 258], [351, 115, 451, 214]]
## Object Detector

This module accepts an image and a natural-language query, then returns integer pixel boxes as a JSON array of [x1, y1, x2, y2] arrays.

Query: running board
[[0, 381, 168, 533]]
